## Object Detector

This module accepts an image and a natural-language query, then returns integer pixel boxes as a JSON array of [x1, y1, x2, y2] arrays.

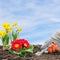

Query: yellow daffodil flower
[[0, 31, 7, 36], [2, 23, 6, 28], [6, 23, 10, 27], [2, 23, 11, 30], [2, 31, 7, 36], [17, 28, 22, 32], [0, 32, 2, 36], [13, 22, 18, 26], [8, 27, 13, 31]]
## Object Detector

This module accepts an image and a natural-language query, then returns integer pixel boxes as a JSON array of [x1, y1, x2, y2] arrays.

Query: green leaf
[[8, 32, 12, 40], [9, 49, 20, 55], [12, 31, 14, 37], [25, 45, 34, 53], [2, 34, 9, 46], [12, 31, 15, 40], [14, 32, 17, 40], [9, 45, 34, 56], [20, 51, 29, 56], [12, 31, 18, 40]]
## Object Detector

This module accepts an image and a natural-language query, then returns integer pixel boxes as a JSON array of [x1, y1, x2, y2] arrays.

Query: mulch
[[0, 45, 60, 60]]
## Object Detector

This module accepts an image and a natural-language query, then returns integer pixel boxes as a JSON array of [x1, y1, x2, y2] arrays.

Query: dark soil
[[0, 45, 60, 60]]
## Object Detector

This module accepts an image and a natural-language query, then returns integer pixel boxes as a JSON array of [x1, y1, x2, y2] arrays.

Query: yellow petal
[[8, 27, 13, 31], [17, 28, 22, 32], [13, 22, 18, 26]]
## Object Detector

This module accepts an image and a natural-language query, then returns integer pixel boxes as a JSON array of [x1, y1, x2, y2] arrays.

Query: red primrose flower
[[11, 39, 30, 51]]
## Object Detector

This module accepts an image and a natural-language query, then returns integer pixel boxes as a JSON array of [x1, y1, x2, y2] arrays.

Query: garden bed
[[0, 45, 60, 60]]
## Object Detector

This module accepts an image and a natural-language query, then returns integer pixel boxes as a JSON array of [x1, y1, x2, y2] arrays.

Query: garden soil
[[0, 45, 60, 60]]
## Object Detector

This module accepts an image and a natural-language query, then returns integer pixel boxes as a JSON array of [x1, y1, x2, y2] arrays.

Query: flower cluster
[[0, 22, 22, 48], [2, 22, 22, 32], [9, 39, 34, 56], [2, 23, 12, 31], [11, 39, 30, 51], [0, 22, 34, 56]]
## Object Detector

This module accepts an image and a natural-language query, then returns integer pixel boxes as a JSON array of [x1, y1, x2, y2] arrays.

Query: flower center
[[24, 43, 27, 47], [15, 44, 19, 48]]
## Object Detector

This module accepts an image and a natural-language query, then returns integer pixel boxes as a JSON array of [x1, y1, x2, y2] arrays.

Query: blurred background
[[0, 0, 60, 45]]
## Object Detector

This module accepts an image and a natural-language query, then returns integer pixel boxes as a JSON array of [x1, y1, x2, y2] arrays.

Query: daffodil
[[13, 22, 18, 26], [2, 31, 7, 36], [6, 23, 10, 27], [0, 31, 7, 36], [2, 23, 11, 30], [17, 28, 22, 32], [2, 23, 6, 28], [8, 27, 13, 31], [0, 32, 2, 36]]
